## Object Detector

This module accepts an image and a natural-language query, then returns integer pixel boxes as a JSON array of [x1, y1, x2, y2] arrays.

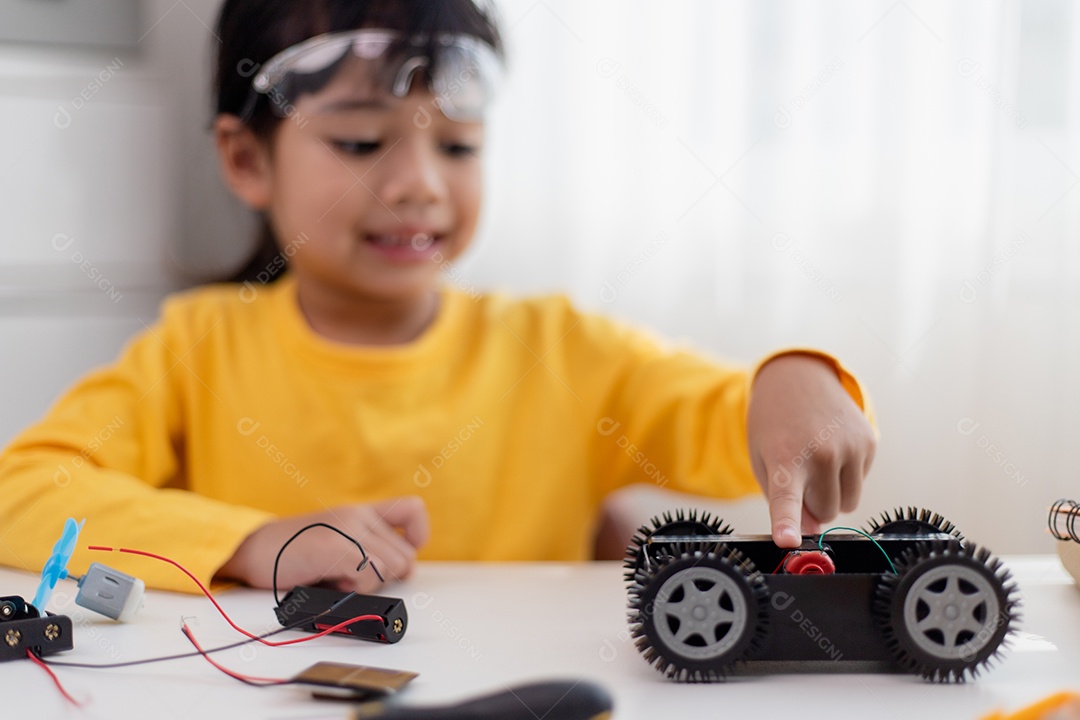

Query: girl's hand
[[217, 496, 430, 594], [747, 354, 876, 548]]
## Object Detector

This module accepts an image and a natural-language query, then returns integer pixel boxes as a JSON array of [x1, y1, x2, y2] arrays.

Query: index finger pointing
[[767, 462, 806, 548]]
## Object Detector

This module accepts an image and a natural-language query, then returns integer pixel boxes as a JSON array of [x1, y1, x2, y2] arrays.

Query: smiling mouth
[[364, 232, 444, 250]]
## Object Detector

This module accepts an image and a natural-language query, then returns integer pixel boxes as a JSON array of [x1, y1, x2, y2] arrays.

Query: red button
[[785, 551, 835, 574]]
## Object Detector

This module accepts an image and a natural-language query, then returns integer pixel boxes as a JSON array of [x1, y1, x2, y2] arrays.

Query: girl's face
[[262, 79, 484, 304]]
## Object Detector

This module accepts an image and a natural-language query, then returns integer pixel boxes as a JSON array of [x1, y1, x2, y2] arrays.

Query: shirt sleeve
[[589, 316, 874, 502], [751, 347, 877, 438], [0, 298, 273, 594]]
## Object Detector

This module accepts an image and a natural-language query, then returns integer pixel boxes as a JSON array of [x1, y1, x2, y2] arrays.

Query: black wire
[[178, 625, 292, 688], [1051, 498, 1080, 542], [40, 590, 357, 670], [41, 522, 380, 671], [1050, 498, 1066, 540], [272, 522, 384, 606]]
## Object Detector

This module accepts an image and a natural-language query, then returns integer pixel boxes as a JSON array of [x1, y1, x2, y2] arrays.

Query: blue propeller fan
[[31, 517, 85, 613]]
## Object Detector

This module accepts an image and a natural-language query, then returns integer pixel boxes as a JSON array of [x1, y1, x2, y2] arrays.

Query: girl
[[0, 0, 875, 595]]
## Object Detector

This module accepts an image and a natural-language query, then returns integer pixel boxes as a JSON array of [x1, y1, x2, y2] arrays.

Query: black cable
[[40, 590, 357, 670], [272, 522, 384, 606], [1052, 498, 1080, 542], [42, 522, 379, 671], [1050, 499, 1064, 539], [179, 625, 293, 688]]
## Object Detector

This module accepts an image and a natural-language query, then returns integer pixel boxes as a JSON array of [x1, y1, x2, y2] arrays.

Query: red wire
[[27, 650, 82, 706], [266, 612, 387, 645], [88, 545, 384, 646], [89, 546, 257, 637], [180, 623, 289, 685], [772, 552, 793, 574]]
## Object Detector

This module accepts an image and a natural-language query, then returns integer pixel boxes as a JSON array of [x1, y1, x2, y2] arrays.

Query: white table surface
[[2, 556, 1079, 720]]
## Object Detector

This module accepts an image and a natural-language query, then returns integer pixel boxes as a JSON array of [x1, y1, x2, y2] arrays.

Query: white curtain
[[4, 0, 1076, 553], [457, 0, 1080, 552]]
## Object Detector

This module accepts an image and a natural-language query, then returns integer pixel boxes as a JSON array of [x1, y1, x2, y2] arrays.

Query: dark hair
[[214, 0, 503, 284]]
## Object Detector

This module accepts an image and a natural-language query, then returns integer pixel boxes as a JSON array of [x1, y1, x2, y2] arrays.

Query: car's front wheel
[[628, 545, 768, 681]]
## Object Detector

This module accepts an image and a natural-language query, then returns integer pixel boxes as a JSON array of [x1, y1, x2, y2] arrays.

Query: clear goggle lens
[[247, 30, 499, 122]]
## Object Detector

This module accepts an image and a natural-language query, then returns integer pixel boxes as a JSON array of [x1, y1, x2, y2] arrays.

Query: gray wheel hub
[[903, 563, 1000, 660], [653, 566, 747, 660]]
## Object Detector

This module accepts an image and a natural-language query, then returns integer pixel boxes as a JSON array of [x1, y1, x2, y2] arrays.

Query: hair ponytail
[[227, 216, 286, 284]]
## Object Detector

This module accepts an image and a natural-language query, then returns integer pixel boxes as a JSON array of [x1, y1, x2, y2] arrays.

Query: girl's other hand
[[217, 496, 430, 594], [747, 355, 876, 548]]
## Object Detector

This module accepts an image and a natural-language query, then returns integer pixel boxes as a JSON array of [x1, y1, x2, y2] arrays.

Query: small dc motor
[[74, 562, 145, 622]]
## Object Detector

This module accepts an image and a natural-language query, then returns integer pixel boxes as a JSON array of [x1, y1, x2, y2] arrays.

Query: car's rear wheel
[[875, 541, 1018, 682], [865, 506, 963, 539], [623, 509, 732, 583]]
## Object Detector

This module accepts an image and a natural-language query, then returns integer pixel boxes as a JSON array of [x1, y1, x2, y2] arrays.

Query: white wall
[[2, 0, 1077, 554], [0, 0, 249, 442]]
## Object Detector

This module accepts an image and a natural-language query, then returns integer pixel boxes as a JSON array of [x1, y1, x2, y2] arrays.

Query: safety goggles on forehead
[[243, 29, 500, 123]]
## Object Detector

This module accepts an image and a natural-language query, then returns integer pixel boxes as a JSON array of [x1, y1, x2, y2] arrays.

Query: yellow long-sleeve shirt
[[0, 276, 866, 593]]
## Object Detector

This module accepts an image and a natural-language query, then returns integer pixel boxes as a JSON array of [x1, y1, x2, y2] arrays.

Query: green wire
[[817, 526, 898, 574]]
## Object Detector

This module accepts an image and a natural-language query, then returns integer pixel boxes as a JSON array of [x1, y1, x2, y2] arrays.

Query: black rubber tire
[[623, 509, 731, 583], [876, 541, 1017, 682], [865, 506, 962, 539], [629, 544, 767, 681]]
